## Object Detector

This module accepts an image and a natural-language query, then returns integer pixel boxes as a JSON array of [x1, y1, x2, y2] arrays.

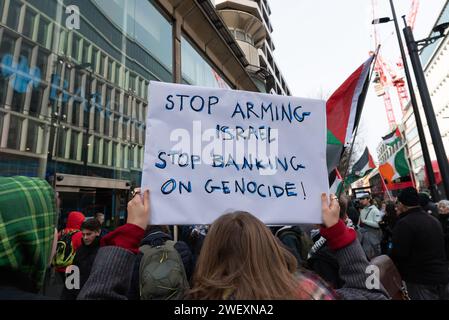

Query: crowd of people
[[1, 175, 449, 300]]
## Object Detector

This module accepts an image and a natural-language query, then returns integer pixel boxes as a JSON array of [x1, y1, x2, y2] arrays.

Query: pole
[[402, 17, 449, 200], [388, 0, 439, 200]]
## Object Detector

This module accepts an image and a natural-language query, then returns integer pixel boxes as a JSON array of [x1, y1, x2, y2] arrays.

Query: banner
[[141, 82, 328, 225]]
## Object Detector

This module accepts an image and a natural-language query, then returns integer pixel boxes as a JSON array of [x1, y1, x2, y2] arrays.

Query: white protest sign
[[141, 81, 328, 225]]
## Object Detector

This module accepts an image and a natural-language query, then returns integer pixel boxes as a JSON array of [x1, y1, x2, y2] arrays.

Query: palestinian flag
[[382, 127, 401, 147], [329, 168, 343, 196], [327, 55, 375, 172], [379, 147, 410, 184], [345, 147, 376, 185], [352, 147, 375, 176]]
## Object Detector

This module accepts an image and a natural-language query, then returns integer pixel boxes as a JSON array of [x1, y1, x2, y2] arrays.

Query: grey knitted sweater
[[78, 238, 388, 300]]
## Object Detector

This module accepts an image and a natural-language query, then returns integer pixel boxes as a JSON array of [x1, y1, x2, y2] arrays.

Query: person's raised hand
[[127, 189, 150, 230], [321, 193, 340, 228]]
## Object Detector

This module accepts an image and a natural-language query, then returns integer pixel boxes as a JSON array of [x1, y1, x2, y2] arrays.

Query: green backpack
[[139, 240, 190, 300], [53, 230, 77, 268]]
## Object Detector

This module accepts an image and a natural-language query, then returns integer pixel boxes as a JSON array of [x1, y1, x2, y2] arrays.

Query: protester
[[390, 187, 449, 300], [94, 212, 109, 238], [419, 192, 439, 219], [437, 200, 449, 261], [186, 194, 387, 300], [127, 225, 194, 300], [307, 194, 355, 289], [379, 202, 397, 255], [274, 225, 313, 268], [61, 218, 101, 300], [76, 192, 388, 300], [357, 194, 382, 259], [0, 176, 58, 299]]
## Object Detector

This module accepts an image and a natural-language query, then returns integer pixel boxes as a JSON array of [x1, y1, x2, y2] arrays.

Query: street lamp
[[371, 0, 440, 200], [401, 15, 449, 200]]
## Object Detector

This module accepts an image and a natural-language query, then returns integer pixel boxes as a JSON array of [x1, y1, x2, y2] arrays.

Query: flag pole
[[341, 46, 380, 191]]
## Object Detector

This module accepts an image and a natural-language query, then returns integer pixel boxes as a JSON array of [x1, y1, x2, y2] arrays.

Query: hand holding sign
[[142, 82, 328, 225], [127, 189, 150, 229]]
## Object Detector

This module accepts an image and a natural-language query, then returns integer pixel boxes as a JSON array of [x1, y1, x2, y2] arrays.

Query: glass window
[[72, 101, 81, 125], [82, 42, 90, 64], [93, 0, 172, 71], [181, 37, 230, 89], [0, 112, 4, 138], [99, 54, 105, 77], [122, 144, 127, 169], [94, 107, 102, 133], [60, 99, 68, 123], [113, 115, 120, 137], [72, 34, 81, 61], [25, 120, 39, 153], [112, 142, 118, 167], [0, 78, 8, 107], [129, 144, 135, 168], [93, 136, 101, 164], [105, 87, 112, 108], [58, 30, 67, 55], [20, 41, 34, 64], [37, 16, 51, 48], [7, 115, 22, 150], [108, 59, 113, 82], [22, 8, 36, 39], [83, 106, 90, 128], [29, 84, 43, 117], [11, 91, 26, 113], [36, 49, 48, 80], [123, 94, 129, 115], [7, 0, 22, 31], [115, 64, 121, 86], [103, 140, 109, 165], [104, 112, 110, 136], [57, 127, 68, 158], [70, 130, 78, 160], [91, 47, 98, 72]]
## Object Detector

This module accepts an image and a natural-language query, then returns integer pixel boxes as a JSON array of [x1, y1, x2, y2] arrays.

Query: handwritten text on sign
[[141, 82, 327, 225]]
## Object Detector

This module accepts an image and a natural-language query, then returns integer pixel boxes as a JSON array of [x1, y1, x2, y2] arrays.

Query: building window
[[107, 59, 113, 82], [70, 130, 79, 160], [93, 0, 173, 71], [181, 36, 230, 89], [72, 100, 81, 125], [103, 140, 110, 165], [72, 34, 81, 61], [115, 64, 121, 86], [113, 115, 120, 137], [36, 49, 49, 80], [22, 8, 36, 39], [29, 84, 43, 117], [25, 120, 37, 153], [91, 48, 99, 72], [7, 115, 22, 150], [93, 136, 101, 164], [104, 112, 110, 136], [57, 127, 68, 158], [37, 16, 51, 48], [6, 0, 22, 31], [82, 42, 90, 64]]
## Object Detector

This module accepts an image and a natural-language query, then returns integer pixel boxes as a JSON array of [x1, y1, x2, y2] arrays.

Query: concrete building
[[214, 0, 291, 95], [0, 0, 270, 224]]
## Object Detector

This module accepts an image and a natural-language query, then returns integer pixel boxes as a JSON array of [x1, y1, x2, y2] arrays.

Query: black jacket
[[127, 230, 194, 300], [61, 237, 100, 300], [390, 207, 449, 285], [0, 270, 55, 300]]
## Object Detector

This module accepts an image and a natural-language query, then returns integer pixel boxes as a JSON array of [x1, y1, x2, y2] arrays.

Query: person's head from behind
[[188, 211, 299, 300], [438, 200, 449, 215], [418, 192, 431, 208], [94, 212, 105, 226], [81, 219, 101, 245], [396, 187, 420, 215], [0, 176, 58, 292], [66, 211, 85, 230]]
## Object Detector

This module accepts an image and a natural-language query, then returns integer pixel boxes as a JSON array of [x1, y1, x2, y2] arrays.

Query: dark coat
[[61, 237, 100, 300], [0, 271, 55, 300], [127, 230, 194, 300], [390, 207, 449, 285]]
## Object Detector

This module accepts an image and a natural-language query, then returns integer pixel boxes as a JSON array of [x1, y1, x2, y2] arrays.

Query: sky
[[269, 0, 446, 162]]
